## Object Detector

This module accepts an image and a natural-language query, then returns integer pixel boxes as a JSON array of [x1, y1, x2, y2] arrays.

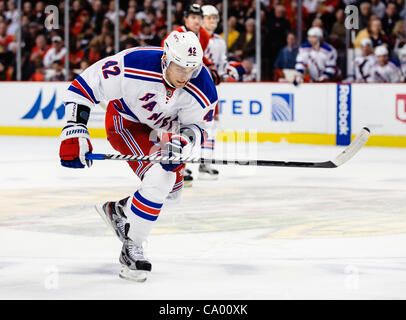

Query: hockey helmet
[[163, 31, 203, 79], [399, 45, 406, 61], [374, 45, 388, 56], [184, 4, 203, 17], [202, 5, 219, 21], [360, 37, 373, 48], [307, 27, 323, 39]]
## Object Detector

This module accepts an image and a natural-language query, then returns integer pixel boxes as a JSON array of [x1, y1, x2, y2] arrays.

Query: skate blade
[[95, 204, 110, 227], [95, 204, 124, 242], [198, 172, 219, 181], [119, 266, 149, 282]]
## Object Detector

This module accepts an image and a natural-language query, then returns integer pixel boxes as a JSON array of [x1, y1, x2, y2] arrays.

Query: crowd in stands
[[0, 0, 405, 82]]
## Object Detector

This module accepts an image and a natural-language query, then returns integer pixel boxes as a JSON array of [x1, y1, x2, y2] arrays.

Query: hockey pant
[[105, 103, 184, 244]]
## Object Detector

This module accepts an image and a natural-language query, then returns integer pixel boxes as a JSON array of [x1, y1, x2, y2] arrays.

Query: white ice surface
[[0, 136, 406, 299]]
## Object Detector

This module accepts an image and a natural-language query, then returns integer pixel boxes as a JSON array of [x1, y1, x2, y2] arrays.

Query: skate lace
[[116, 218, 126, 236], [127, 242, 145, 261]]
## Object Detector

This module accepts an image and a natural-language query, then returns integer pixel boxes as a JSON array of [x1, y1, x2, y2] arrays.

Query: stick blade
[[330, 127, 370, 167]]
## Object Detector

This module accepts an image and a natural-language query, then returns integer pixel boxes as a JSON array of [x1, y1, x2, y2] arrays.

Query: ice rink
[[1, 135, 406, 299]]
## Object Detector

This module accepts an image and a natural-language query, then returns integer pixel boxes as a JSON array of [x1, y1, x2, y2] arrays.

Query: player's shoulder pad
[[300, 42, 312, 49], [184, 65, 218, 109], [123, 46, 164, 75], [320, 42, 334, 52], [389, 59, 400, 67]]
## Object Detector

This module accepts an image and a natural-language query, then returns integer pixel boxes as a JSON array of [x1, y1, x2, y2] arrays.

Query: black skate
[[119, 239, 152, 282], [184, 168, 193, 187], [198, 163, 219, 180], [95, 197, 129, 242]]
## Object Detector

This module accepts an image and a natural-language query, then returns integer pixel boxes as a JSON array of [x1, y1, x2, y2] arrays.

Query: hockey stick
[[86, 127, 370, 168]]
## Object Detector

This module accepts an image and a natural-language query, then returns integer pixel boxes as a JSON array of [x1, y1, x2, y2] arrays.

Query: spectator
[[315, 0, 338, 35], [311, 18, 328, 40], [93, 19, 113, 49], [0, 59, 6, 80], [369, 19, 390, 48], [123, 6, 141, 36], [136, 22, 161, 47], [30, 60, 45, 81], [136, 0, 154, 22], [395, 0, 405, 17], [382, 2, 400, 37], [266, 5, 291, 68], [22, 1, 33, 22], [90, 0, 105, 34], [274, 32, 298, 70], [33, 1, 45, 25], [5, 0, 18, 35], [330, 8, 346, 44], [69, 38, 85, 68], [73, 59, 89, 77], [0, 21, 13, 64], [228, 0, 247, 29], [105, 0, 125, 24], [355, 17, 387, 49], [43, 36, 67, 68], [72, 10, 93, 37], [0, 2, 6, 20], [371, 0, 386, 19], [221, 16, 240, 50], [391, 20, 406, 58], [359, 2, 372, 31], [173, 2, 184, 26], [285, 0, 310, 33], [46, 60, 66, 81], [30, 34, 49, 63], [303, 0, 320, 16], [100, 33, 115, 59], [229, 18, 256, 61], [354, 38, 377, 82], [26, 21, 40, 47], [245, 1, 256, 20], [123, 36, 140, 50], [86, 37, 101, 65], [370, 45, 402, 82]]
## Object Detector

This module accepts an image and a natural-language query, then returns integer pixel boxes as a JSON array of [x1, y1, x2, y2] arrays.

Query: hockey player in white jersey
[[398, 45, 406, 81], [192, 4, 224, 180], [370, 45, 402, 83], [58, 31, 217, 281], [354, 38, 377, 83], [202, 5, 226, 76], [294, 27, 338, 83]]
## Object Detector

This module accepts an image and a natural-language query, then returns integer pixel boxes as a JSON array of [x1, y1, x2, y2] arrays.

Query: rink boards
[[0, 81, 405, 147]]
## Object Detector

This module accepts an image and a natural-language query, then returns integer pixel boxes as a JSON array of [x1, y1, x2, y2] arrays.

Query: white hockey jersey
[[400, 62, 406, 81], [354, 54, 377, 83], [64, 46, 218, 149], [204, 33, 227, 76], [370, 61, 402, 83], [295, 42, 337, 81]]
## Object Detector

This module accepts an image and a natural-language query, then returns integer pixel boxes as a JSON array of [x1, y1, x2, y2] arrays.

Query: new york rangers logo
[[188, 47, 197, 56]]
